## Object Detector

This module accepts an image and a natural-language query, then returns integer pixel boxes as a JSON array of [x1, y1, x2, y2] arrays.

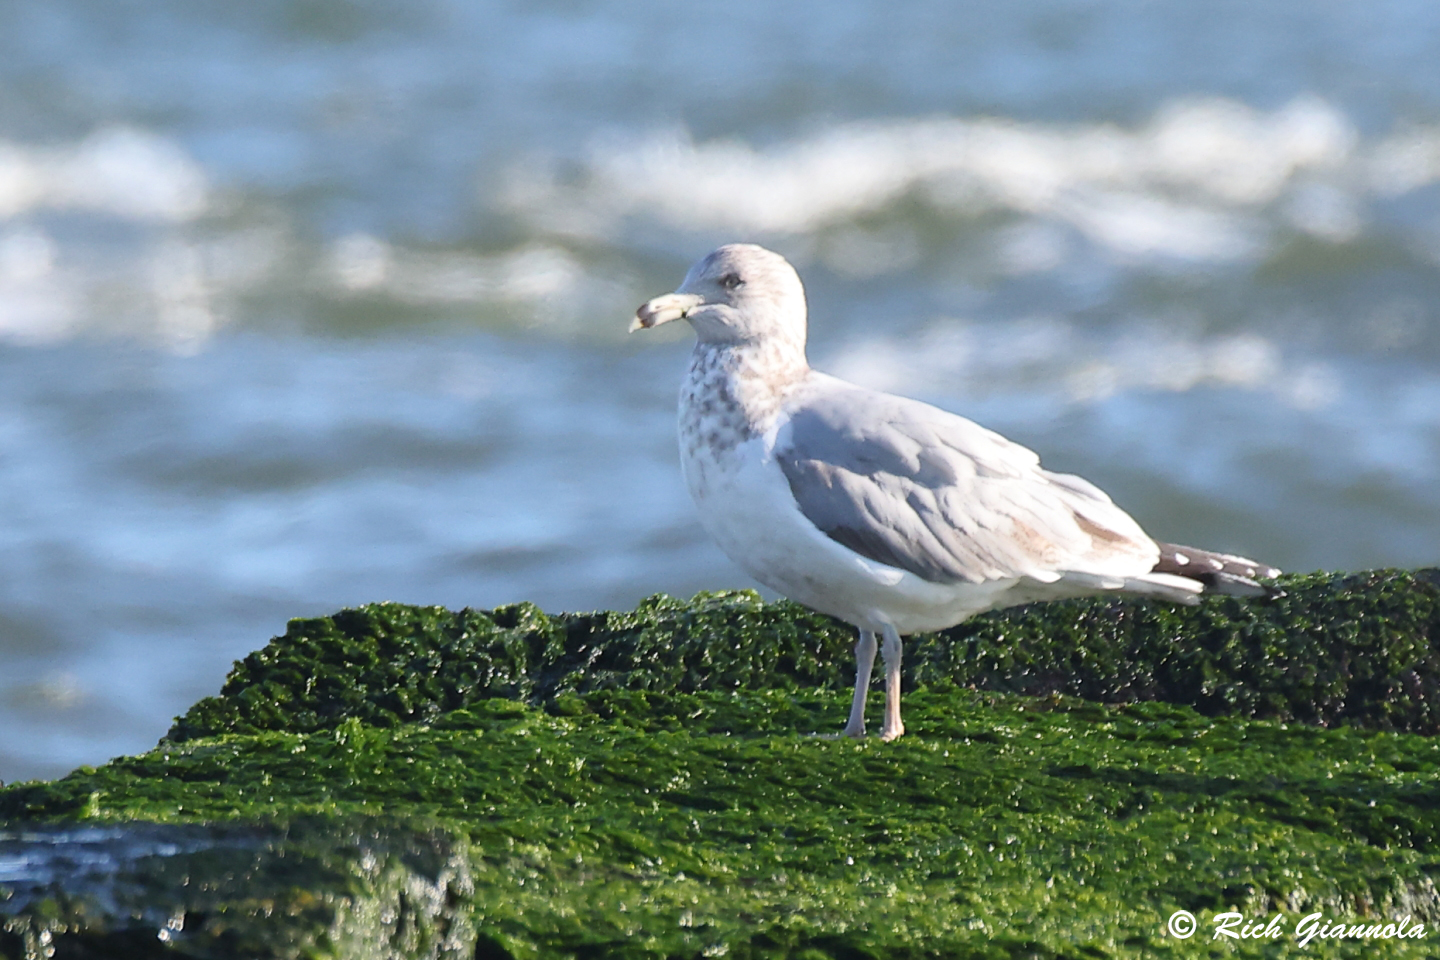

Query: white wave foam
[[325, 234, 636, 333], [0, 129, 222, 347], [2, 100, 1435, 348], [0, 128, 208, 222], [149, 240, 218, 350], [1367, 128, 1440, 196], [1143, 98, 1354, 204], [503, 96, 1433, 269], [1053, 190, 1260, 262], [0, 228, 76, 343], [820, 316, 1331, 413], [0, 227, 279, 350], [328, 235, 589, 305]]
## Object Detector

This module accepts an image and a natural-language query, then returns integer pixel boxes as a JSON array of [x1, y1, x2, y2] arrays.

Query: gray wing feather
[[775, 380, 1157, 585]]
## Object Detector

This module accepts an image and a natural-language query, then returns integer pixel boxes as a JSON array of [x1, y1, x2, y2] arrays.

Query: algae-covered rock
[[172, 568, 1440, 741], [164, 591, 853, 742], [4, 569, 1440, 959]]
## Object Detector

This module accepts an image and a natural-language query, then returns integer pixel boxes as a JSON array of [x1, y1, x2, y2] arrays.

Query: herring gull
[[632, 243, 1280, 741]]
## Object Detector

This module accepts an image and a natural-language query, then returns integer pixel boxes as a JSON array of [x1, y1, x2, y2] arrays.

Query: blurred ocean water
[[2, 0, 1439, 781]]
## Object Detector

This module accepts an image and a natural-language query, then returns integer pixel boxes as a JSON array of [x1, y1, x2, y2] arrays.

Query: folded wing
[[774, 376, 1160, 586]]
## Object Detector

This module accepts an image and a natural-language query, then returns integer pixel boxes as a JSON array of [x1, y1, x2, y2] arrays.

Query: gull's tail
[[1151, 542, 1284, 598]]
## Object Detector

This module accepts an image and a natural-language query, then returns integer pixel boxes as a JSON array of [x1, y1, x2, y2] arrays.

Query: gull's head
[[631, 244, 808, 351]]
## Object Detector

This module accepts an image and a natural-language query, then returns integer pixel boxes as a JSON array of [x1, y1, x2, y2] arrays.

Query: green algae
[[8, 692, 1440, 957], [164, 592, 855, 742], [171, 569, 1440, 742], [5, 569, 1440, 958]]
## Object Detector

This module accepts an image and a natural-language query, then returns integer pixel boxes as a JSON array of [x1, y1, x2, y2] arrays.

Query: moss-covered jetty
[[3, 569, 1440, 958]]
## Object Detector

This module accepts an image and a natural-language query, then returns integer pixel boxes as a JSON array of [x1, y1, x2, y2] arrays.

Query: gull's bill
[[631, 292, 704, 332]]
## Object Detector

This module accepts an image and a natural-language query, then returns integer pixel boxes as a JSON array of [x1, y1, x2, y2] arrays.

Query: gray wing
[[774, 377, 1158, 585]]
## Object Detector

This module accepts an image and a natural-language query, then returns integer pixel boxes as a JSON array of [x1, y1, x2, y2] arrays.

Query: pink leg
[[842, 629, 877, 738], [879, 624, 905, 741]]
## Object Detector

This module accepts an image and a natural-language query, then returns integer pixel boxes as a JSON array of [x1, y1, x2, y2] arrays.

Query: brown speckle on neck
[[679, 342, 809, 460]]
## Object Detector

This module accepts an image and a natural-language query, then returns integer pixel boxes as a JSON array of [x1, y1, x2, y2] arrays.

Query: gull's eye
[[719, 272, 744, 290]]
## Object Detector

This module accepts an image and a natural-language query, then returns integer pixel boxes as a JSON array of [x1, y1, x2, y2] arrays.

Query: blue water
[[2, 0, 1439, 782]]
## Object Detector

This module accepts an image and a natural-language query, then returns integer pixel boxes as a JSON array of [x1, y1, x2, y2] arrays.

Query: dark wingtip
[[1153, 542, 1285, 599]]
